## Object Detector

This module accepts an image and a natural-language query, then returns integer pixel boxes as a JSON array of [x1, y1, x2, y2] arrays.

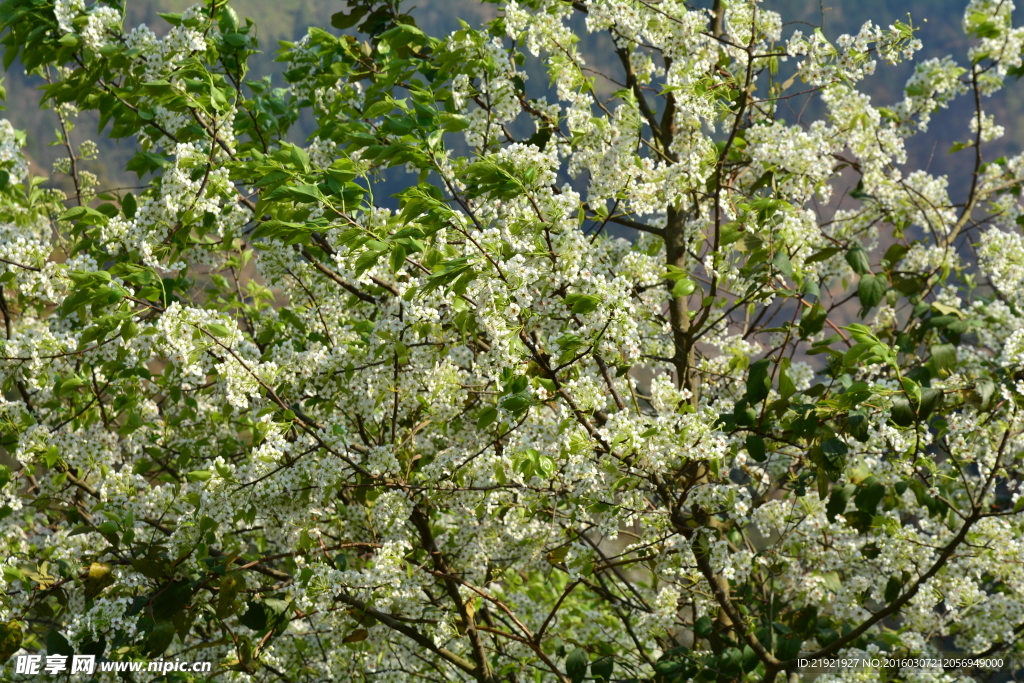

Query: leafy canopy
[[0, 0, 1024, 681]]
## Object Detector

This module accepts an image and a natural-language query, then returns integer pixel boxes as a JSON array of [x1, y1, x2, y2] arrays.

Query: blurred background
[[1, 0, 1017, 206]]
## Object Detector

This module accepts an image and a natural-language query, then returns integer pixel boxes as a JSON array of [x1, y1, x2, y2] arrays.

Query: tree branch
[[334, 591, 480, 678]]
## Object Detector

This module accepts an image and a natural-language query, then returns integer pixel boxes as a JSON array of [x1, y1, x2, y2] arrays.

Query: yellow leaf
[[84, 562, 115, 598]]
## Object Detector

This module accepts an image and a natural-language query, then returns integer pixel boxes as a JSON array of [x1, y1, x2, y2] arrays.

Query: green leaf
[[331, 9, 366, 29], [122, 192, 137, 219], [826, 484, 856, 522], [745, 434, 767, 462], [144, 620, 176, 657], [750, 170, 774, 191], [422, 256, 473, 292], [353, 249, 384, 276], [719, 647, 744, 676], [918, 387, 940, 420], [847, 411, 870, 443], [890, 397, 916, 427], [121, 320, 138, 341], [800, 303, 827, 337], [820, 437, 849, 471], [152, 581, 193, 621], [218, 5, 239, 32], [845, 245, 871, 274], [238, 602, 267, 631], [217, 575, 243, 620], [0, 621, 22, 663], [343, 628, 368, 642], [565, 648, 589, 683], [885, 575, 903, 602], [500, 393, 532, 413], [389, 244, 407, 273], [158, 11, 183, 25], [116, 411, 144, 436], [222, 32, 246, 47], [524, 125, 552, 148], [476, 406, 498, 430], [882, 243, 908, 266], [855, 480, 886, 515], [858, 274, 886, 310], [131, 556, 168, 580], [974, 379, 996, 410], [720, 222, 743, 246], [694, 615, 713, 638], [565, 293, 601, 315], [928, 343, 957, 378], [290, 146, 310, 172], [842, 342, 873, 368], [805, 246, 841, 264], [142, 80, 173, 94], [96, 521, 119, 535], [591, 656, 613, 682], [59, 206, 88, 222], [46, 630, 73, 657], [802, 279, 821, 301], [535, 455, 556, 478], [746, 359, 771, 404], [363, 99, 395, 119], [60, 205, 109, 226], [900, 376, 922, 405], [773, 250, 793, 278], [778, 360, 796, 399], [818, 572, 842, 593], [850, 180, 873, 200], [933, 316, 964, 332], [671, 277, 696, 297], [206, 323, 232, 337], [279, 184, 323, 204]]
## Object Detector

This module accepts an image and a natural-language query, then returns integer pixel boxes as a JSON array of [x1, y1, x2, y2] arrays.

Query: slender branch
[[333, 591, 480, 677], [783, 424, 1013, 665]]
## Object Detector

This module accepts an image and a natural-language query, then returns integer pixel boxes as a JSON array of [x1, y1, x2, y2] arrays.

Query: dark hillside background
[[2, 0, 1018, 203]]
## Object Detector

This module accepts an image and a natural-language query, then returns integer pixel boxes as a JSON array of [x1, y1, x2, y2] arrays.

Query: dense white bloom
[[2, 0, 1024, 680]]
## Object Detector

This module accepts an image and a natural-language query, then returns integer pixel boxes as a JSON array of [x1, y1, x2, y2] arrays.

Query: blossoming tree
[[1, 0, 1023, 680]]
